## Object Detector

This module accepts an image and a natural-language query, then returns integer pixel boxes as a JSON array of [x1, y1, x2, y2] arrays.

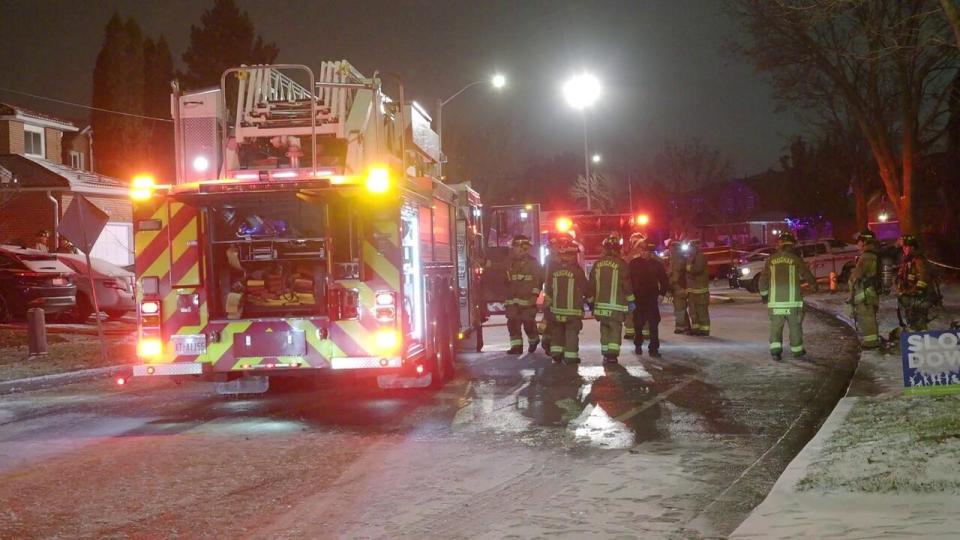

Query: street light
[[436, 73, 507, 179], [591, 153, 602, 164], [563, 73, 602, 210]]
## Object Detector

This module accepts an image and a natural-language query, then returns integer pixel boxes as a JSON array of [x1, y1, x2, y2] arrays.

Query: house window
[[69, 151, 84, 170], [24, 125, 45, 158]]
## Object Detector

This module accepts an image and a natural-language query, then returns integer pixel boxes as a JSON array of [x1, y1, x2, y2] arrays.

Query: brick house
[[0, 103, 132, 266]]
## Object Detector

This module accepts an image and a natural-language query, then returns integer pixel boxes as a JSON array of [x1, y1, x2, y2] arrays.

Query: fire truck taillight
[[375, 328, 400, 354], [137, 338, 162, 358], [556, 217, 573, 233], [374, 291, 397, 322], [365, 166, 390, 194], [141, 300, 160, 315]]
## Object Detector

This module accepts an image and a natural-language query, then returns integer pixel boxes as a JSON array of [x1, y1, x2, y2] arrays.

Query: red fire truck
[[128, 63, 483, 393]]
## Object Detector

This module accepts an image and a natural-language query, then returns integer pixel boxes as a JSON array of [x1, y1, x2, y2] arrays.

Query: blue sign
[[901, 330, 960, 396]]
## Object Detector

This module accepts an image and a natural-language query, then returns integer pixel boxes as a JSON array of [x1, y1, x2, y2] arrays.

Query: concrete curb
[[0, 365, 128, 395]]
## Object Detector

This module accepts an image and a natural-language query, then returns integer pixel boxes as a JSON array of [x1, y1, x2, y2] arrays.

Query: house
[[0, 102, 132, 266]]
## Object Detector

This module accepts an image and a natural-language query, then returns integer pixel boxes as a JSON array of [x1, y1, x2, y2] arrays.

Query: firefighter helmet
[[778, 231, 796, 245], [901, 234, 919, 248], [602, 234, 622, 251], [855, 229, 876, 242], [511, 235, 532, 248]]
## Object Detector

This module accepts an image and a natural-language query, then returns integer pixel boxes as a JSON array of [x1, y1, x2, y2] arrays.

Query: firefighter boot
[[648, 348, 661, 358], [603, 355, 618, 364], [528, 340, 540, 354], [508, 345, 523, 355]]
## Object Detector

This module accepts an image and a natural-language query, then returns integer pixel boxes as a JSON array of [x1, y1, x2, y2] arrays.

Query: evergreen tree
[[144, 36, 175, 181], [181, 0, 279, 90]]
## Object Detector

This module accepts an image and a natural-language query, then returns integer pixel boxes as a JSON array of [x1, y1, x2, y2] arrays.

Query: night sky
[[0, 0, 800, 176]]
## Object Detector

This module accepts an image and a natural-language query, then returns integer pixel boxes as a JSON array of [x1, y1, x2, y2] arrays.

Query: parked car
[[733, 239, 859, 293], [0, 245, 77, 322], [54, 254, 135, 323], [727, 246, 776, 288]]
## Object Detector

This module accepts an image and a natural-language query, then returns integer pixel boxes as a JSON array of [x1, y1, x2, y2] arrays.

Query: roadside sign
[[59, 195, 109, 254], [901, 330, 960, 396]]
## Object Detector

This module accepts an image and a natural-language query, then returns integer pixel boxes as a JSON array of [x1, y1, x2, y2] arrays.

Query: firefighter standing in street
[[849, 229, 881, 349], [896, 234, 932, 332], [589, 234, 636, 363], [668, 240, 691, 334], [545, 239, 589, 364], [623, 232, 647, 342], [758, 232, 818, 361], [505, 235, 543, 354], [685, 239, 711, 336], [629, 241, 669, 357]]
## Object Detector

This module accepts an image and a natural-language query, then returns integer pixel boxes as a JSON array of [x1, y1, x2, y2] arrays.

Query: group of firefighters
[[502, 232, 712, 364], [502, 227, 938, 365]]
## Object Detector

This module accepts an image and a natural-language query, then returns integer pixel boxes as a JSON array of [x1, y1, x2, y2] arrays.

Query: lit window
[[24, 125, 45, 158]]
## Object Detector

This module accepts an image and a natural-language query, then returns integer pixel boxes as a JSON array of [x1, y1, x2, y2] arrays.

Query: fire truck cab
[[130, 63, 480, 392]]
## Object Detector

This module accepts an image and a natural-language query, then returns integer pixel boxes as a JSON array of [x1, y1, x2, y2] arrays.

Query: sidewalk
[[732, 286, 960, 538]]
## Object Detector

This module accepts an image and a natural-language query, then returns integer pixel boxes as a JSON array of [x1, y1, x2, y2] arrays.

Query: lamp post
[[563, 73, 602, 210], [436, 73, 506, 179]]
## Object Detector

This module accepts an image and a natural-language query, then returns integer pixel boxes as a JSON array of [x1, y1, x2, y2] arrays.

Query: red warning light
[[556, 217, 573, 233], [636, 214, 650, 226], [116, 377, 126, 386]]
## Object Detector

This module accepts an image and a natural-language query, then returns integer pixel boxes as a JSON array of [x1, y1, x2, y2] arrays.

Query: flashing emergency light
[[365, 166, 391, 194], [878, 212, 889, 223], [141, 300, 160, 315], [192, 156, 209, 172], [681, 242, 690, 252], [137, 338, 162, 358], [375, 328, 400, 353], [556, 217, 573, 233], [130, 174, 156, 201], [636, 214, 650, 226]]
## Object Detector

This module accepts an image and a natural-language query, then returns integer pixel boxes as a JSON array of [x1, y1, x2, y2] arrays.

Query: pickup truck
[[733, 239, 859, 293]]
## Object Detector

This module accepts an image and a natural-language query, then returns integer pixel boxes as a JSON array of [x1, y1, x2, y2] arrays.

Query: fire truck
[[540, 211, 661, 274], [128, 62, 483, 392]]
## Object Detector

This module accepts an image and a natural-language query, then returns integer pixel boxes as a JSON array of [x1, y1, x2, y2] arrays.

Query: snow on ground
[[733, 284, 960, 538]]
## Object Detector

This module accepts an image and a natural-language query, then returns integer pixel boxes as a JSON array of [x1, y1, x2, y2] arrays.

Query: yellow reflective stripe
[[610, 266, 619, 305], [788, 265, 796, 305]]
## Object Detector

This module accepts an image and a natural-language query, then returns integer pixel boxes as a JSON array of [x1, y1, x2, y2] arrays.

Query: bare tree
[[570, 173, 614, 212], [729, 0, 959, 233], [941, 0, 960, 47], [641, 138, 731, 193]]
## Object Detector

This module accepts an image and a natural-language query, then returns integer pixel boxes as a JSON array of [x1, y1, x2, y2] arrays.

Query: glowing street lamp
[[563, 73, 602, 210], [592, 154, 602, 164]]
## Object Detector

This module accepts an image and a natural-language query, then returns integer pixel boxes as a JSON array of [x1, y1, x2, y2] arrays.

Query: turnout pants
[[623, 313, 635, 340], [769, 306, 804, 355], [506, 304, 539, 348], [898, 294, 929, 332], [632, 298, 661, 352], [688, 292, 710, 335], [596, 310, 625, 357], [672, 287, 690, 332], [853, 302, 880, 348], [549, 315, 583, 362]]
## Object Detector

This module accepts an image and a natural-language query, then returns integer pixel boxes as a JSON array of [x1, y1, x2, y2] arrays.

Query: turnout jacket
[[668, 249, 687, 290], [849, 243, 880, 305], [505, 254, 543, 307], [685, 250, 709, 293], [758, 247, 817, 309], [589, 254, 635, 313], [897, 253, 930, 294], [545, 261, 589, 318], [629, 256, 669, 302]]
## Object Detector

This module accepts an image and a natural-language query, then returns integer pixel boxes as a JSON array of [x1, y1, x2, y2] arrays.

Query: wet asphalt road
[[0, 290, 859, 539]]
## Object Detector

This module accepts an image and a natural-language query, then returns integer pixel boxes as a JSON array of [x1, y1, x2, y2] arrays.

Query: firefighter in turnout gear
[[505, 235, 543, 354], [623, 232, 647, 342], [685, 239, 711, 335], [668, 240, 691, 334], [759, 232, 818, 361], [629, 241, 669, 357], [540, 233, 571, 354], [896, 235, 932, 332], [849, 229, 881, 349], [545, 240, 589, 364], [589, 234, 636, 362]]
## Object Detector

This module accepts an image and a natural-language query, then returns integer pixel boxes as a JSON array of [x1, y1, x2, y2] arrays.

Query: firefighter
[[896, 234, 932, 332], [623, 232, 647, 342], [849, 229, 881, 349], [505, 234, 543, 354], [541, 233, 572, 354], [589, 234, 636, 363], [668, 240, 691, 334], [685, 239, 711, 336], [545, 240, 589, 364], [629, 241, 669, 357], [759, 232, 818, 361]]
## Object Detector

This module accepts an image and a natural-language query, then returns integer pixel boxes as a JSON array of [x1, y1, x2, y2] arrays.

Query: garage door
[[90, 221, 133, 266]]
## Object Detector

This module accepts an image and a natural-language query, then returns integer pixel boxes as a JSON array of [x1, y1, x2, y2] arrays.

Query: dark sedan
[[0, 245, 77, 322]]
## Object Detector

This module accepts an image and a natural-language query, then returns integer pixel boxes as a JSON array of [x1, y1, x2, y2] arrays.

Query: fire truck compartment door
[[169, 202, 202, 287], [233, 329, 307, 357]]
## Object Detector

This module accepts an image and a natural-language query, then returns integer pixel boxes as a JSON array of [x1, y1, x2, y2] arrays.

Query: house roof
[[0, 101, 78, 132], [0, 154, 127, 196]]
